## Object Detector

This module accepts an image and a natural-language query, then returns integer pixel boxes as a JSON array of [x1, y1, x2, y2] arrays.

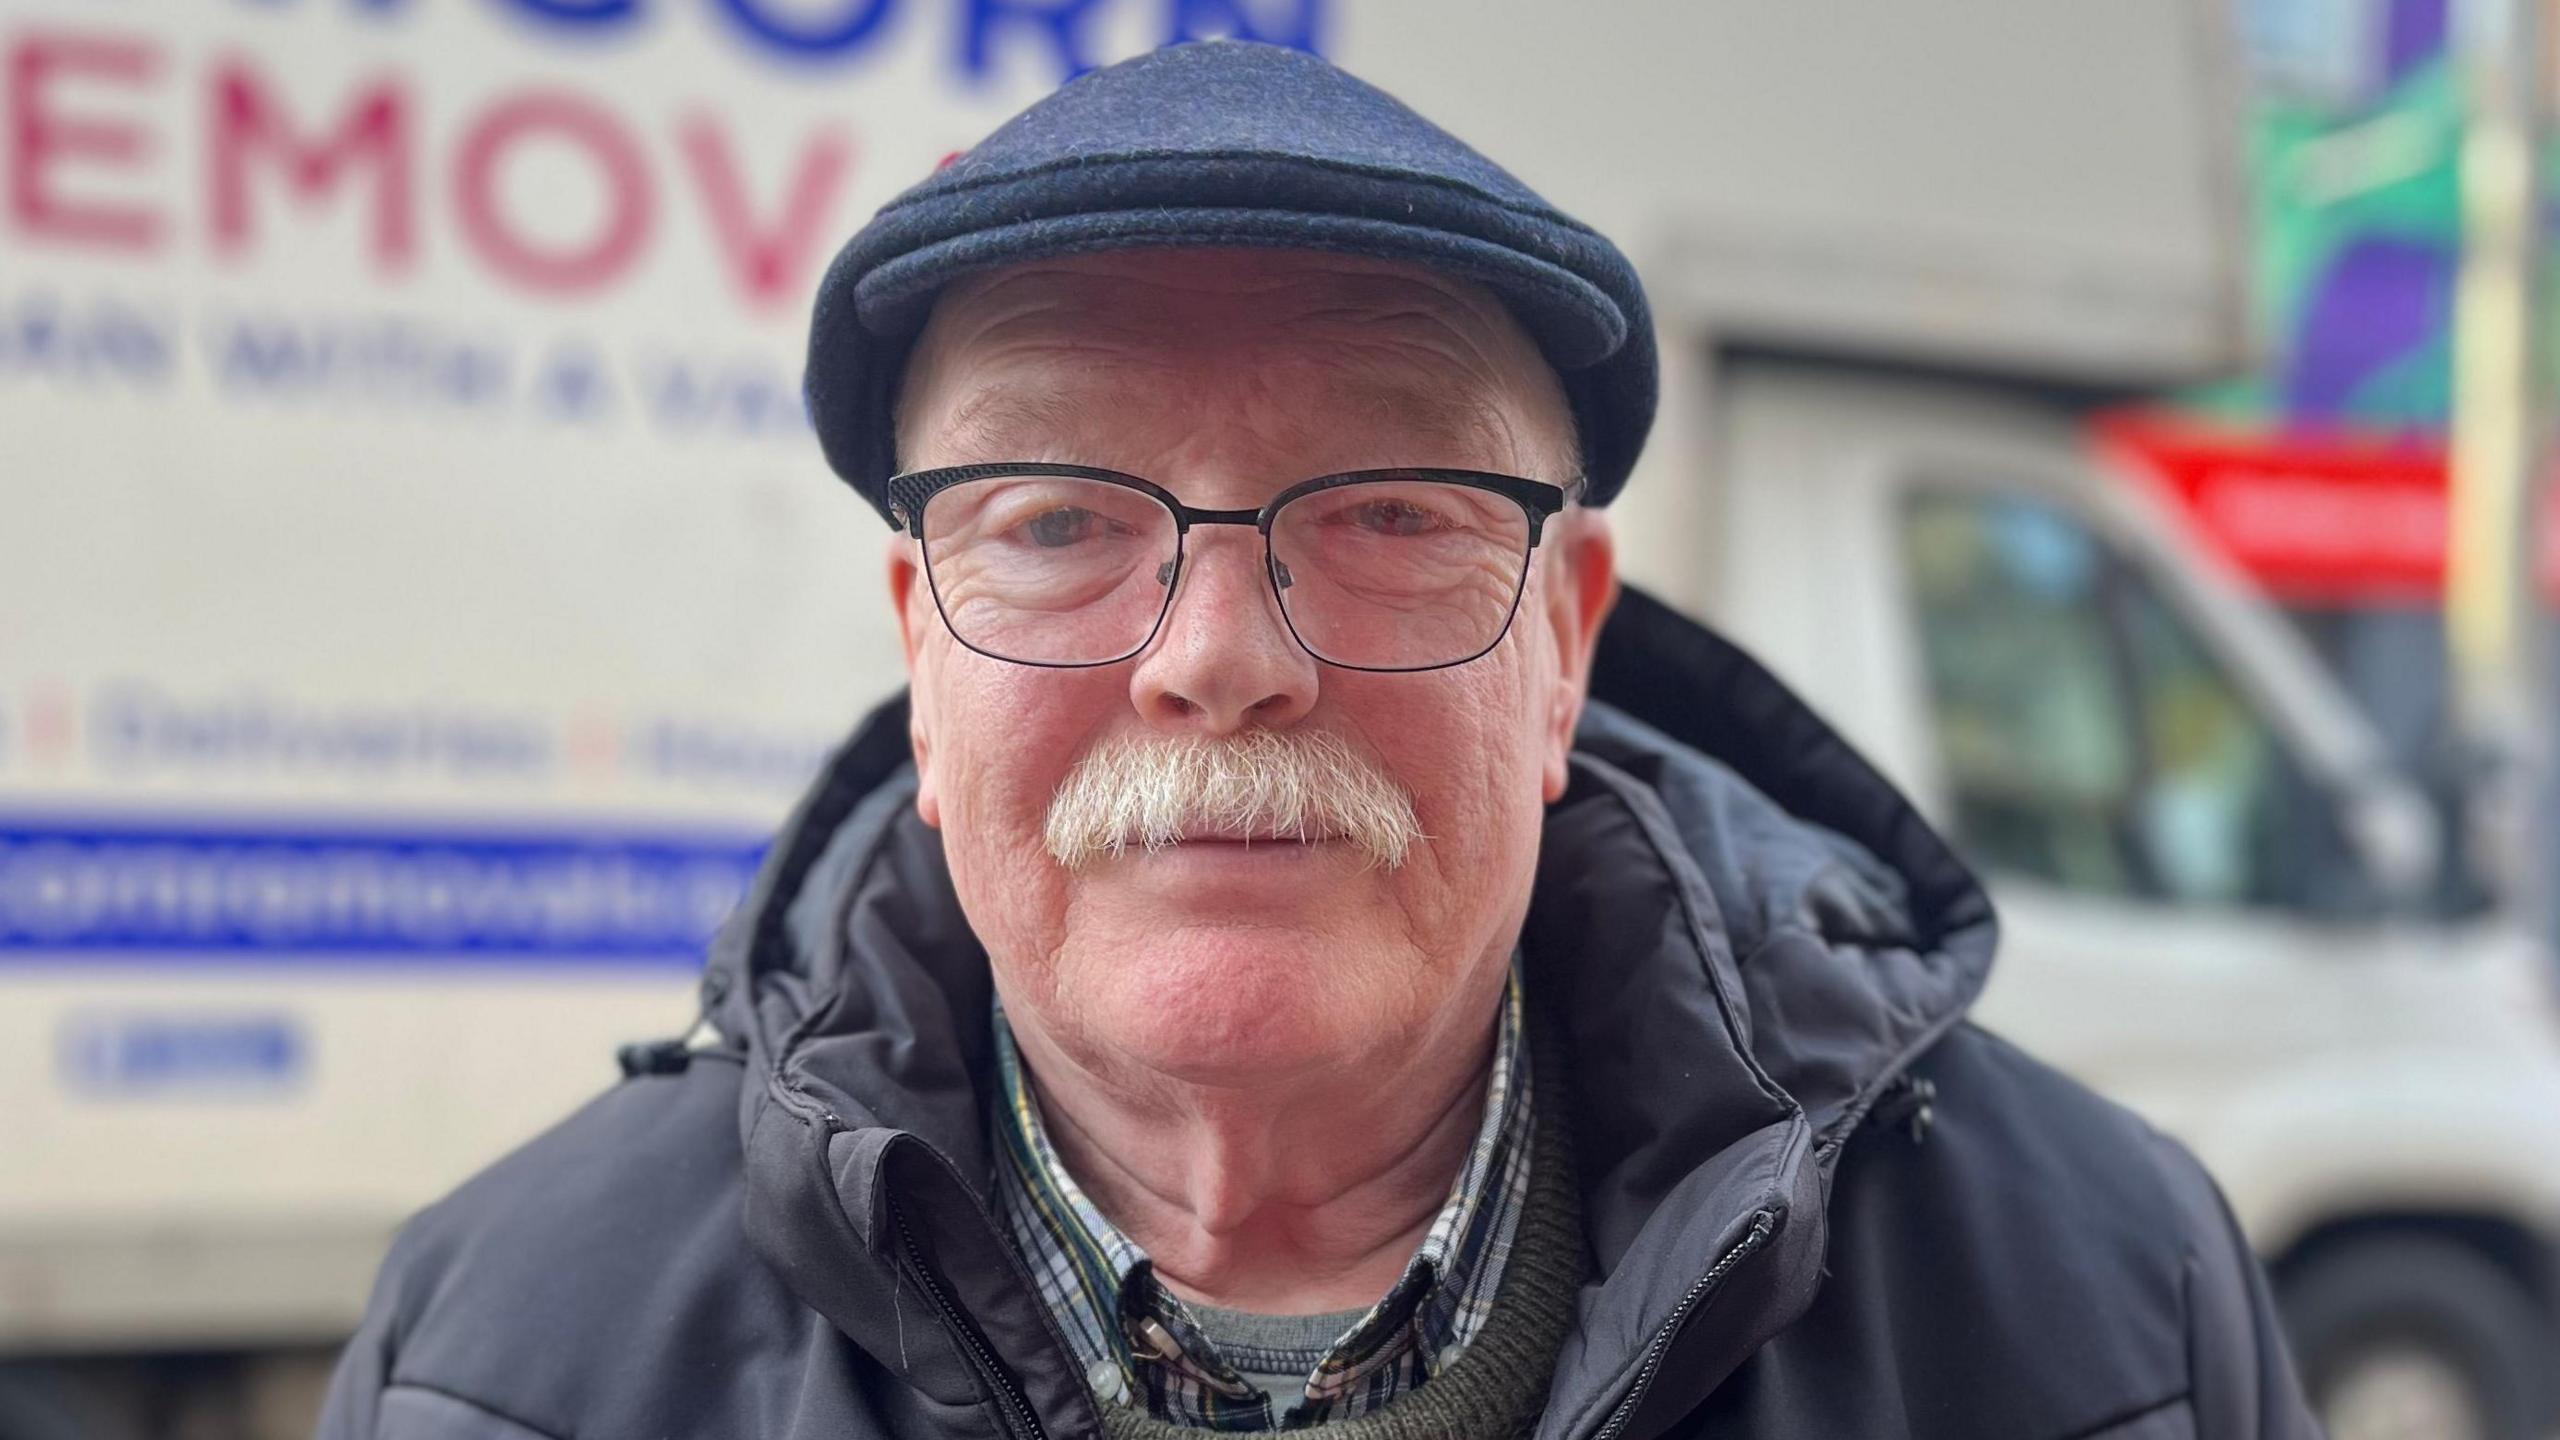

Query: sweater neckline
[[1097, 1011, 1586, 1440]]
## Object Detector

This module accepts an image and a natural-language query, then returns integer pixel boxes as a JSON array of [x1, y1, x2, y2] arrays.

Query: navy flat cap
[[804, 40, 1657, 520]]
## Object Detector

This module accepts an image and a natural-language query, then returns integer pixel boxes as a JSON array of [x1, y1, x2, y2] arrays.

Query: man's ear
[[887, 532, 943, 829], [1539, 508, 1618, 803]]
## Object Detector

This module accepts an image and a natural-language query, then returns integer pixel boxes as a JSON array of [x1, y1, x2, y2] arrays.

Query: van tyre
[[2281, 1235, 2554, 1440]]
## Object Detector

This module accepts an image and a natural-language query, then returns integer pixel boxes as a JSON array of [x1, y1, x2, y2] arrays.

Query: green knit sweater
[[1099, 1021, 1588, 1440]]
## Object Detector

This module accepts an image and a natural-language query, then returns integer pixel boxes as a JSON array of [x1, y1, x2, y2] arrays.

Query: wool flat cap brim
[[804, 40, 1657, 521]]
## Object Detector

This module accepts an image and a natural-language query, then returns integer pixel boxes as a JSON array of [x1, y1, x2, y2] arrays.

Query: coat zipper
[[1819, 1069, 1933, 1160], [893, 1204, 1049, 1440], [1590, 1208, 1776, 1440]]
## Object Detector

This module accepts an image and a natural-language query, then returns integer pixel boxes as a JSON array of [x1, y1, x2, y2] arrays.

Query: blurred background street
[[5, 1, 2560, 1436]]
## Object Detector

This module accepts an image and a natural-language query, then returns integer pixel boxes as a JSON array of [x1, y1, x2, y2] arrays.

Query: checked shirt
[[986, 971, 1535, 1431]]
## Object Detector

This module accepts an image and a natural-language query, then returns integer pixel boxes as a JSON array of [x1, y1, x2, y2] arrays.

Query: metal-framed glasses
[[888, 464, 1568, 672]]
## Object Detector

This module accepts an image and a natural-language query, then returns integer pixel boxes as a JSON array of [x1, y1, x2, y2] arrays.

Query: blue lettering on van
[[958, 0, 1110, 81], [954, 0, 1321, 80], [1167, 0, 1320, 50], [716, 0, 902, 58], [502, 0, 644, 23], [210, 312, 513, 409], [235, 0, 1327, 83], [499, 0, 640, 22], [0, 290, 177, 388], [61, 1011, 308, 1095], [0, 815, 767, 963]]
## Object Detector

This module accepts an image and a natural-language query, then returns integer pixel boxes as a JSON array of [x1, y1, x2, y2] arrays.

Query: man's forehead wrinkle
[[932, 377, 1505, 474], [943, 387, 1086, 456], [927, 287, 1167, 370], [1315, 373, 1522, 471], [901, 313, 1176, 466], [933, 383, 1157, 471], [923, 351, 1539, 483], [905, 252, 1573, 480]]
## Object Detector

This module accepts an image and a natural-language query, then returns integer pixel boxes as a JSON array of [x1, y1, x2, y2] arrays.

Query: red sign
[[5, 30, 857, 310], [2093, 409, 2560, 608]]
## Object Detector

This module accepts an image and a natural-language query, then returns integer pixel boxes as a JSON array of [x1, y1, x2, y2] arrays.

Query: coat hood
[[697, 584, 1998, 1440]]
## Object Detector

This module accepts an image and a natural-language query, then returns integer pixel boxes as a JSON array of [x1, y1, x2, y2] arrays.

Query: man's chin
[[1057, 926, 1418, 1086]]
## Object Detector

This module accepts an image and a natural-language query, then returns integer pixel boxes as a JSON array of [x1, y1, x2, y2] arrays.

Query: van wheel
[[2280, 1236, 2552, 1440]]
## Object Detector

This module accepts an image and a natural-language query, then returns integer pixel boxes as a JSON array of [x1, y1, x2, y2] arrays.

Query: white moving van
[[4, 2, 2553, 1436]]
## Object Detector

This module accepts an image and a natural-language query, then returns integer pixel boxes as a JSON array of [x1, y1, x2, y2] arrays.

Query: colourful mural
[[2207, 0, 2549, 435]]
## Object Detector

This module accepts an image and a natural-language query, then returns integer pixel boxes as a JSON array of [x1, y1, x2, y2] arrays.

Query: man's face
[[890, 249, 1615, 1090]]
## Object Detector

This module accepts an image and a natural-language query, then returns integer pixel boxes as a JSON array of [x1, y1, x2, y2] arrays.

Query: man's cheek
[[943, 708, 1075, 848], [1378, 721, 1510, 850]]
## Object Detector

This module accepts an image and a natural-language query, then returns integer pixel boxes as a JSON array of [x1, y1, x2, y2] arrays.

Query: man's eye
[[1021, 507, 1103, 547], [1342, 500, 1442, 537]]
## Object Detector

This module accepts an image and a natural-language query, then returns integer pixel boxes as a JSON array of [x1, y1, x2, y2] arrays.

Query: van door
[[1887, 472, 2410, 1126]]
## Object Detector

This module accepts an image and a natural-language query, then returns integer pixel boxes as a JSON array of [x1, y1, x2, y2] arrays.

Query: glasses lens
[[920, 475, 1178, 665], [1269, 479, 1533, 669]]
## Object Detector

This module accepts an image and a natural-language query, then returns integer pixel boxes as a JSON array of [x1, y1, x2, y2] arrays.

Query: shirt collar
[[988, 964, 1532, 1430]]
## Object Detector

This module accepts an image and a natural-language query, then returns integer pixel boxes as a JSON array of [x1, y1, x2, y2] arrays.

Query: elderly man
[[319, 41, 2317, 1440]]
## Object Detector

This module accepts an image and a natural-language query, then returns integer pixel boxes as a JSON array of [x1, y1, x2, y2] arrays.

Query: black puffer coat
[[316, 588, 2320, 1440]]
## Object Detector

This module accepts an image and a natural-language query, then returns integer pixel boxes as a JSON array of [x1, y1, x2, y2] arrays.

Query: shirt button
[[1086, 1359, 1130, 1405], [1434, 1342, 1466, 1375]]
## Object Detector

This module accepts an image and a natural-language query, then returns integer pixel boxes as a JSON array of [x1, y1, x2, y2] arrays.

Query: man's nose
[[1129, 527, 1320, 732]]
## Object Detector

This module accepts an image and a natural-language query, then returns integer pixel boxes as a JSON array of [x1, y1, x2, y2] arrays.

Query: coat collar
[[706, 585, 1997, 1440]]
